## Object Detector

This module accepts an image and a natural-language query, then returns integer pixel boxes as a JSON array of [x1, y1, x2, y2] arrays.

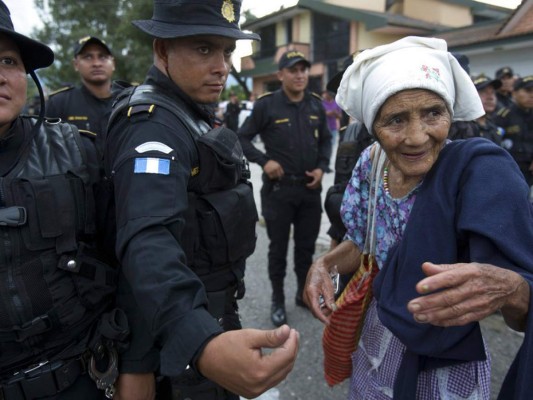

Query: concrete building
[[239, 0, 531, 94]]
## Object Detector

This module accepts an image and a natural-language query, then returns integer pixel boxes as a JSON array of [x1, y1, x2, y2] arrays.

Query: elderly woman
[[304, 36, 533, 400]]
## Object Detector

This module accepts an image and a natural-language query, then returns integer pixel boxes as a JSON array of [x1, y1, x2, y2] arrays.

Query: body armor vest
[[0, 117, 115, 373], [108, 85, 258, 292]]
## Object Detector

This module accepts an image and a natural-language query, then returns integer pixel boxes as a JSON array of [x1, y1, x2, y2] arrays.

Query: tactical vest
[[499, 106, 533, 164], [0, 117, 116, 373], [107, 85, 258, 292], [324, 122, 374, 243]]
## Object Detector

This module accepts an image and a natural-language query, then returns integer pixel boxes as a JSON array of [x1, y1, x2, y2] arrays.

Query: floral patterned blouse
[[340, 144, 491, 400]]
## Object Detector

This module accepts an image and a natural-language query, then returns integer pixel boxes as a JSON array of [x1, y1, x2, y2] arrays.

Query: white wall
[[465, 41, 533, 78]]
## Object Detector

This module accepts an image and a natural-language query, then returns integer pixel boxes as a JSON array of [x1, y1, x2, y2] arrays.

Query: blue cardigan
[[373, 138, 533, 399]]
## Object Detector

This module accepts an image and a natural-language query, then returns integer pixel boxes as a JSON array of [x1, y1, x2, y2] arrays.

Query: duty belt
[[0, 357, 87, 400], [278, 175, 311, 186], [206, 282, 243, 326]]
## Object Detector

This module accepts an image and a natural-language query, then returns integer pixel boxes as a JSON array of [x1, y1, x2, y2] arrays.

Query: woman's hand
[[303, 241, 361, 324], [407, 262, 530, 331], [303, 258, 338, 324]]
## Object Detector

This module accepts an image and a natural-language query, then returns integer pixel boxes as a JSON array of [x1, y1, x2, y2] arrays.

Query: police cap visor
[[0, 1, 53, 71]]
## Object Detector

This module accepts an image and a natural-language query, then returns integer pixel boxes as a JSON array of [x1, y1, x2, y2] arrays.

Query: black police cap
[[278, 50, 310, 70], [514, 75, 533, 91], [0, 1, 53, 72], [472, 75, 502, 91], [132, 0, 260, 41], [73, 36, 112, 57], [451, 52, 470, 75], [495, 66, 514, 79], [326, 55, 354, 94]]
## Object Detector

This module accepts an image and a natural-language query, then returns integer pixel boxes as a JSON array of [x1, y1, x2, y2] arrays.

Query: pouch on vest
[[192, 126, 247, 194], [193, 182, 257, 271], [57, 243, 117, 310], [8, 172, 95, 253], [186, 126, 257, 271], [334, 123, 373, 185]]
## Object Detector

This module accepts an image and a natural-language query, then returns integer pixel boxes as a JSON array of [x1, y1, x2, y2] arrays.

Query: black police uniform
[[476, 118, 503, 145], [496, 91, 514, 113], [448, 120, 502, 145], [224, 100, 241, 132], [323, 122, 373, 297], [325, 122, 373, 244], [448, 120, 480, 140], [0, 116, 122, 399], [103, 66, 257, 400], [46, 85, 114, 135], [494, 104, 533, 185], [238, 89, 332, 307]]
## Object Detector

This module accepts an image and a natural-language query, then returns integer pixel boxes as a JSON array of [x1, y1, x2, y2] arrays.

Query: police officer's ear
[[110, 56, 116, 72], [73, 56, 80, 72], [153, 38, 170, 69], [277, 69, 284, 83]]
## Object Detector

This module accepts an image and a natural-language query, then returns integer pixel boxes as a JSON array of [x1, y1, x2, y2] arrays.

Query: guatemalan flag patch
[[134, 157, 170, 175]]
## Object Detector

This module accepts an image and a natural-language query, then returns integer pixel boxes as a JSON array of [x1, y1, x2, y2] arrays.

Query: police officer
[[322, 64, 374, 298], [0, 2, 125, 398], [238, 50, 332, 327], [495, 66, 516, 112], [495, 75, 533, 185], [101, 1, 299, 399], [223, 91, 241, 131], [46, 36, 115, 136], [472, 74, 504, 144], [448, 52, 483, 141]]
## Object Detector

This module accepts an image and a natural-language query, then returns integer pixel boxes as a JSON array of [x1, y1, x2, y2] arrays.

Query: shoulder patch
[[497, 108, 510, 118], [506, 125, 521, 134], [257, 92, 273, 100], [78, 129, 97, 139], [49, 86, 74, 97], [134, 157, 170, 175], [135, 141, 173, 154], [311, 92, 322, 100], [127, 104, 156, 117]]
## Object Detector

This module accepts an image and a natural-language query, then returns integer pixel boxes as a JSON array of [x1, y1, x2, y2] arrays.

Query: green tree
[[33, 0, 153, 90], [32, 0, 257, 95]]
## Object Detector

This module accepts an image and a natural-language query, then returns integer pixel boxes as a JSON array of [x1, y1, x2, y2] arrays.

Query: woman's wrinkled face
[[0, 34, 26, 137], [373, 89, 451, 180]]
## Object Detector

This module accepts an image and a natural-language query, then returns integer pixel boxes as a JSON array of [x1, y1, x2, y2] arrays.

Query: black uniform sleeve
[[77, 132, 102, 185], [315, 98, 332, 172], [237, 98, 270, 167], [45, 93, 65, 120], [105, 108, 222, 376]]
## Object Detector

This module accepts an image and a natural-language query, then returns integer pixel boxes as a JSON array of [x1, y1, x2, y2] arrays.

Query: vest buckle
[[0, 207, 27, 227]]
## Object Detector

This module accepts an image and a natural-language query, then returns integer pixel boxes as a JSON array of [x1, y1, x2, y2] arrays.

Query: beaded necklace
[[383, 166, 390, 195]]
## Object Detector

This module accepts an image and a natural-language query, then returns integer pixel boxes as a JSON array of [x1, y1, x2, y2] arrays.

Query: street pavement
[[238, 145, 524, 400]]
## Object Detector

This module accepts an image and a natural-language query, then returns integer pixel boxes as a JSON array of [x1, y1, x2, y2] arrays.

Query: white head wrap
[[335, 36, 484, 133]]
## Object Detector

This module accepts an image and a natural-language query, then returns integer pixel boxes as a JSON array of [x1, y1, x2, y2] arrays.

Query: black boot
[[295, 288, 307, 309], [270, 303, 287, 327], [271, 289, 286, 327], [295, 276, 308, 309]]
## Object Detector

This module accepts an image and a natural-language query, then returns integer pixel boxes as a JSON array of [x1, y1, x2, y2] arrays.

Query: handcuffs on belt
[[88, 341, 119, 399]]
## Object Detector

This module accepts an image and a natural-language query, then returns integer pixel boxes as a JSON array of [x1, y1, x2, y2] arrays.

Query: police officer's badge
[[221, 0, 235, 23]]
